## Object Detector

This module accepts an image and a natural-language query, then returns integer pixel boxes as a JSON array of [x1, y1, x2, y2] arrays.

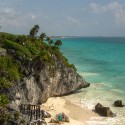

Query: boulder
[[41, 110, 51, 118], [114, 100, 124, 107], [62, 112, 69, 122], [49, 118, 59, 123], [95, 103, 114, 117]]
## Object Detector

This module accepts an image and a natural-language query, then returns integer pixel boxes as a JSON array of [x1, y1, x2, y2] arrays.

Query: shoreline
[[41, 97, 99, 125]]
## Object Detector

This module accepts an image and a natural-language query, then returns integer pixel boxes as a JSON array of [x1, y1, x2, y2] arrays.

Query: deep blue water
[[60, 37, 125, 92]]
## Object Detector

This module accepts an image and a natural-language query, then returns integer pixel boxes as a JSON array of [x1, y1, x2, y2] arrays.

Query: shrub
[[25, 42, 40, 56], [0, 94, 9, 107], [15, 51, 25, 57], [0, 77, 11, 90], [0, 56, 22, 81], [8, 67, 21, 81], [4, 40, 31, 57]]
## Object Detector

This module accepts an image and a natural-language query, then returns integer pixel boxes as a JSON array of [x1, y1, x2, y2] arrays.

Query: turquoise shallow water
[[59, 37, 125, 125], [60, 37, 125, 93]]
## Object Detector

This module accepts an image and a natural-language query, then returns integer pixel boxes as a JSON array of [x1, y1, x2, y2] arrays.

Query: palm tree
[[55, 40, 62, 47], [29, 25, 40, 37], [40, 33, 46, 41], [49, 40, 54, 45]]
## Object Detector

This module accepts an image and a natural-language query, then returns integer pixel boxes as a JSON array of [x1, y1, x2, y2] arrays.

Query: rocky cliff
[[10, 54, 89, 109], [0, 31, 90, 124]]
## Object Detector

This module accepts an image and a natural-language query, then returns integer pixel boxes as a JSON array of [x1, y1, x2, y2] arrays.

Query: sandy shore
[[41, 97, 99, 125]]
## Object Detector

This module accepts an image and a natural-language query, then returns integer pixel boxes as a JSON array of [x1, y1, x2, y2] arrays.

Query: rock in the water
[[95, 103, 114, 117], [114, 100, 124, 107]]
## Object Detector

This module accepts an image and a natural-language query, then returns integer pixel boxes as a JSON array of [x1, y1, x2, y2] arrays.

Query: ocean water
[[59, 37, 125, 125]]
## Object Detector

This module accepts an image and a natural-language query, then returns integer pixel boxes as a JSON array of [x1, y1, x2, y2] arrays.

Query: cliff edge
[[0, 26, 89, 124]]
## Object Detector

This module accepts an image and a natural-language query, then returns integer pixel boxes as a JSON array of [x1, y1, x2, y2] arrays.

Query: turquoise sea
[[59, 37, 125, 125]]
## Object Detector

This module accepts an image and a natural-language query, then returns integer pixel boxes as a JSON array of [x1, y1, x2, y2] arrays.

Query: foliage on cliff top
[[0, 25, 76, 71]]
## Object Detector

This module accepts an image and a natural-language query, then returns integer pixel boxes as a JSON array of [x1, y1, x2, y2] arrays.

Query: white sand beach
[[41, 97, 99, 125]]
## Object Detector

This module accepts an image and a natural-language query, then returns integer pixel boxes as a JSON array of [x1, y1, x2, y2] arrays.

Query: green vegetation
[[29, 24, 40, 37], [0, 94, 9, 107], [40, 33, 46, 41], [0, 77, 11, 90], [0, 56, 21, 81], [4, 40, 32, 58], [0, 56, 21, 108], [55, 40, 62, 47]]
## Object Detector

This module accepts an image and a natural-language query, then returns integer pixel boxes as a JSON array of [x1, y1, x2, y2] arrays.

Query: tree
[[29, 25, 40, 37], [55, 40, 62, 47], [40, 33, 46, 41], [49, 40, 54, 45]]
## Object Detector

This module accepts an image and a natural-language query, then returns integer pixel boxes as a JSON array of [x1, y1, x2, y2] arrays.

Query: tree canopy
[[29, 25, 40, 37], [55, 40, 62, 47]]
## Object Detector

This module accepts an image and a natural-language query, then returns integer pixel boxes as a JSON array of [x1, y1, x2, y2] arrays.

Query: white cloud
[[44, 16, 51, 20], [90, 2, 125, 24], [90, 2, 123, 13], [67, 16, 81, 25], [30, 14, 35, 20], [90, 3, 105, 13], [0, 6, 36, 27], [116, 9, 125, 23], [0, 7, 15, 17], [3, 8, 14, 14]]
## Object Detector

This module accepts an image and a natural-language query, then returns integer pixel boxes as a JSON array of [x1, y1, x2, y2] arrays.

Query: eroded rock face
[[0, 48, 7, 56], [95, 103, 114, 117], [14, 57, 90, 106]]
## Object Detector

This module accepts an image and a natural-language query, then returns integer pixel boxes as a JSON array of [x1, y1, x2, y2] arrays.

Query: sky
[[0, 0, 125, 36]]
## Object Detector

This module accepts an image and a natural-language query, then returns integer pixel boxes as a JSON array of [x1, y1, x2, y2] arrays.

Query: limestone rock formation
[[17, 57, 90, 105], [114, 100, 124, 107], [95, 103, 114, 117], [0, 48, 7, 56]]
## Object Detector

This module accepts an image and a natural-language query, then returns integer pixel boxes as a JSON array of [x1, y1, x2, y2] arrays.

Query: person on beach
[[57, 113, 63, 124]]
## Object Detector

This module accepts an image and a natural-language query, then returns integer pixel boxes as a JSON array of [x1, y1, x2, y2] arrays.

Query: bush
[[4, 40, 31, 57], [0, 56, 22, 81], [25, 42, 40, 56], [0, 94, 9, 107], [0, 32, 17, 43], [0, 77, 11, 90], [8, 67, 21, 81], [15, 51, 25, 57]]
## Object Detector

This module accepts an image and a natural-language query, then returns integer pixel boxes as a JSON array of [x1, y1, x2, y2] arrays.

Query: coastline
[[41, 97, 99, 125]]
